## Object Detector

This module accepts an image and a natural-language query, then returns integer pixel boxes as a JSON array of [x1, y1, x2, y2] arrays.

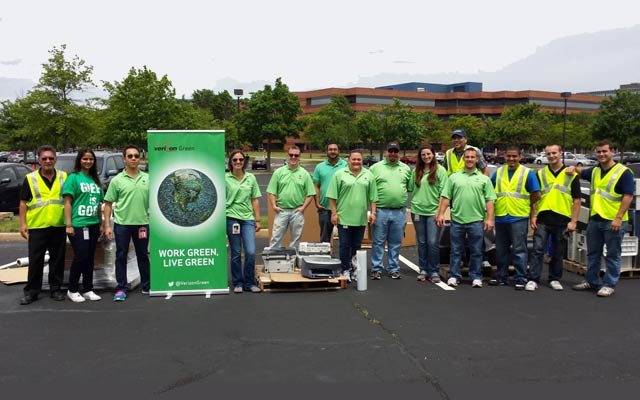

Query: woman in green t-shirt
[[63, 149, 105, 302], [409, 145, 448, 283]]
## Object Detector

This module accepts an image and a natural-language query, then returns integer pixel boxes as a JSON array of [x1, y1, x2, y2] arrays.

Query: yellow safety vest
[[445, 145, 479, 175], [537, 166, 575, 218], [25, 169, 67, 229], [495, 165, 531, 217], [590, 163, 629, 221]]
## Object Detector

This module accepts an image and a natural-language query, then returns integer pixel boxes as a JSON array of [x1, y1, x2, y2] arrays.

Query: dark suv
[[56, 152, 125, 191]]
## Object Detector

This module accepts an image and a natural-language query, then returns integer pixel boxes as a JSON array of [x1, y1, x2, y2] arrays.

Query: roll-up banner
[[147, 130, 228, 296]]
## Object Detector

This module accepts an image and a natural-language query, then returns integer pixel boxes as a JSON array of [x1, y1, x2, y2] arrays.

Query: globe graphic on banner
[[157, 169, 217, 226]]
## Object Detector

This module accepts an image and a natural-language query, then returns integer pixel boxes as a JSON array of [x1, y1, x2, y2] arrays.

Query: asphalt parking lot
[[1, 233, 640, 396]]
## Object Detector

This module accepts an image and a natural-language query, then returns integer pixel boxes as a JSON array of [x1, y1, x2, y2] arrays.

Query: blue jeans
[[318, 208, 333, 243], [529, 222, 566, 283], [586, 218, 627, 288], [412, 214, 440, 276], [270, 208, 305, 249], [114, 223, 150, 292], [226, 218, 257, 289], [371, 208, 406, 273], [495, 219, 529, 282], [337, 225, 366, 272], [449, 220, 484, 280], [67, 223, 100, 293]]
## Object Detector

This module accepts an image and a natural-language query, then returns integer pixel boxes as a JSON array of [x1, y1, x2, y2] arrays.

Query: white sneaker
[[447, 277, 458, 287], [597, 286, 615, 297], [67, 290, 85, 303], [343, 269, 351, 282], [549, 281, 563, 291], [472, 279, 483, 288], [525, 281, 538, 292], [82, 291, 102, 301]]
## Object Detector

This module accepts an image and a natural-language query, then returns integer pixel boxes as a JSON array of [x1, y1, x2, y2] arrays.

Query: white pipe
[[356, 249, 367, 291], [0, 261, 18, 270], [15, 253, 49, 267]]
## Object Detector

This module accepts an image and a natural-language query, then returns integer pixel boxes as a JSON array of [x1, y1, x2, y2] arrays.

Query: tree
[[301, 95, 356, 150], [355, 110, 384, 154], [592, 91, 640, 157], [489, 104, 552, 148], [191, 89, 237, 121], [102, 66, 183, 148], [445, 115, 488, 148], [236, 78, 302, 170], [380, 99, 425, 156]]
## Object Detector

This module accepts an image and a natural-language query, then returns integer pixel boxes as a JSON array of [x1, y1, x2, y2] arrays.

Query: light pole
[[560, 92, 572, 163], [233, 88, 243, 114]]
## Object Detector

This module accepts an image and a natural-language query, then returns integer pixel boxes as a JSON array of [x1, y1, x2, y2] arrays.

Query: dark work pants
[[25, 226, 66, 296], [67, 223, 100, 293], [114, 223, 150, 292], [318, 209, 333, 243], [337, 225, 366, 272]]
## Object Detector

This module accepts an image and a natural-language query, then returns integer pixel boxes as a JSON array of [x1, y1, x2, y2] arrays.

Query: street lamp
[[560, 92, 572, 163], [233, 88, 243, 113]]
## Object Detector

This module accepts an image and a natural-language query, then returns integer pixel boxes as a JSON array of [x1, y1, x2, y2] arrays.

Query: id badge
[[414, 214, 420, 222], [138, 226, 148, 239], [83, 227, 89, 240], [232, 223, 240, 235]]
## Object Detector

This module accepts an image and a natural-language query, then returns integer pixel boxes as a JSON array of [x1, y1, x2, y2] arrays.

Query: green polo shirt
[[104, 170, 149, 225], [442, 168, 496, 224], [225, 171, 261, 221], [326, 168, 378, 226], [408, 164, 448, 216], [313, 158, 347, 208], [369, 159, 411, 208], [62, 172, 104, 227], [266, 165, 315, 208]]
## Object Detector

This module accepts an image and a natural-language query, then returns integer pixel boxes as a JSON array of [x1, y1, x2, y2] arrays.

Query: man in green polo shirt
[[313, 142, 347, 243], [437, 148, 496, 288], [104, 144, 150, 301], [369, 142, 411, 280], [327, 150, 377, 281], [267, 145, 315, 249]]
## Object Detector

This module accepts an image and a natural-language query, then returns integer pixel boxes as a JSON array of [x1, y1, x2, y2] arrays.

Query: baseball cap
[[451, 129, 467, 138], [387, 142, 400, 151]]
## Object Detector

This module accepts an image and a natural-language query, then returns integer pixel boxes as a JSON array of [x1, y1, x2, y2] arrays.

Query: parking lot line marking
[[398, 255, 455, 291], [165, 294, 173, 300]]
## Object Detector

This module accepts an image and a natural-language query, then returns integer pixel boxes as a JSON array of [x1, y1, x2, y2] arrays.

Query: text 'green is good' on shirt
[[62, 172, 104, 227]]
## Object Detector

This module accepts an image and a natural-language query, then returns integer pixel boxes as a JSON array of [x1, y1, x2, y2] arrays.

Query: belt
[[378, 207, 405, 210]]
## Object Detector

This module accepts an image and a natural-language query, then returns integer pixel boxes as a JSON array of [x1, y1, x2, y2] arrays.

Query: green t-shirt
[[442, 168, 496, 224], [266, 165, 315, 208], [369, 159, 411, 208], [313, 158, 347, 208], [326, 168, 378, 226], [62, 172, 104, 227], [408, 164, 448, 216], [225, 171, 261, 221], [104, 170, 150, 225]]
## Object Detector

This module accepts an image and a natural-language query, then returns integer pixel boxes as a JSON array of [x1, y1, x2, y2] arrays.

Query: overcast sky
[[1, 0, 639, 97]]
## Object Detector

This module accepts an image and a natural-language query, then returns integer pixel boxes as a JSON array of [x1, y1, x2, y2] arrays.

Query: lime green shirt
[[408, 164, 448, 216], [225, 171, 261, 220], [369, 159, 411, 208], [104, 170, 149, 225], [266, 165, 315, 208], [326, 168, 378, 226], [442, 168, 496, 224], [62, 172, 104, 227], [313, 158, 347, 208]]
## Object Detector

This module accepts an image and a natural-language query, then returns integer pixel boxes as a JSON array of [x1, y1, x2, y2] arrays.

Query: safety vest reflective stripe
[[594, 188, 622, 201], [590, 163, 628, 221], [26, 172, 65, 210], [495, 165, 531, 217]]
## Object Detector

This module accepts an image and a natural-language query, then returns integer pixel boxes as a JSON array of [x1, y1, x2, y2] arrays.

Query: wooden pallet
[[255, 264, 346, 292], [563, 259, 640, 279], [0, 212, 14, 219]]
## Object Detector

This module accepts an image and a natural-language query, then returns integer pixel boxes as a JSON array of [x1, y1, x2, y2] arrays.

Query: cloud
[[1, 59, 22, 66], [393, 60, 416, 64]]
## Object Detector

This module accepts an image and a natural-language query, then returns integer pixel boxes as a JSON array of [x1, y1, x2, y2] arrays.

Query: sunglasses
[[232, 158, 244, 162], [388, 149, 399, 153], [40, 157, 55, 161], [126, 154, 141, 159], [288, 154, 300, 158]]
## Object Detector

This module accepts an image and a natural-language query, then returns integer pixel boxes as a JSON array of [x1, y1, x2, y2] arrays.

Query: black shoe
[[50, 290, 65, 301], [19, 294, 38, 305], [514, 280, 526, 291], [488, 279, 507, 286]]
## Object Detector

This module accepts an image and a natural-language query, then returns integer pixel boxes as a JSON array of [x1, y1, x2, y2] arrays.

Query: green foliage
[[445, 115, 488, 147], [102, 66, 183, 148], [301, 95, 356, 150], [380, 99, 426, 154], [236, 78, 302, 169], [354, 111, 384, 154], [418, 111, 446, 145], [593, 91, 640, 152], [488, 103, 552, 147], [191, 89, 237, 120]]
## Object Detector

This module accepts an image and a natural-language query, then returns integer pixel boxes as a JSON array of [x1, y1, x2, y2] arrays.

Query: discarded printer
[[262, 247, 297, 273], [297, 242, 341, 279]]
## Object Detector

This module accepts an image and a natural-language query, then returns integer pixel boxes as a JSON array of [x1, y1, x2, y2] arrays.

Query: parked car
[[521, 153, 537, 164], [0, 163, 33, 213], [251, 156, 267, 170], [363, 155, 380, 167], [436, 152, 445, 164], [56, 152, 125, 191], [8, 152, 36, 164], [564, 154, 597, 167], [613, 152, 640, 165], [0, 152, 9, 162], [400, 155, 417, 164]]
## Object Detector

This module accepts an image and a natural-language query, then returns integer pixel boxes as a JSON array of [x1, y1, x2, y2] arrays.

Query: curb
[[0, 233, 23, 242]]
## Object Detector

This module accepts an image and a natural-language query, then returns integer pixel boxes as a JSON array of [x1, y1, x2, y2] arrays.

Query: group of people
[[233, 130, 632, 298], [19, 132, 633, 304], [19, 144, 150, 305]]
